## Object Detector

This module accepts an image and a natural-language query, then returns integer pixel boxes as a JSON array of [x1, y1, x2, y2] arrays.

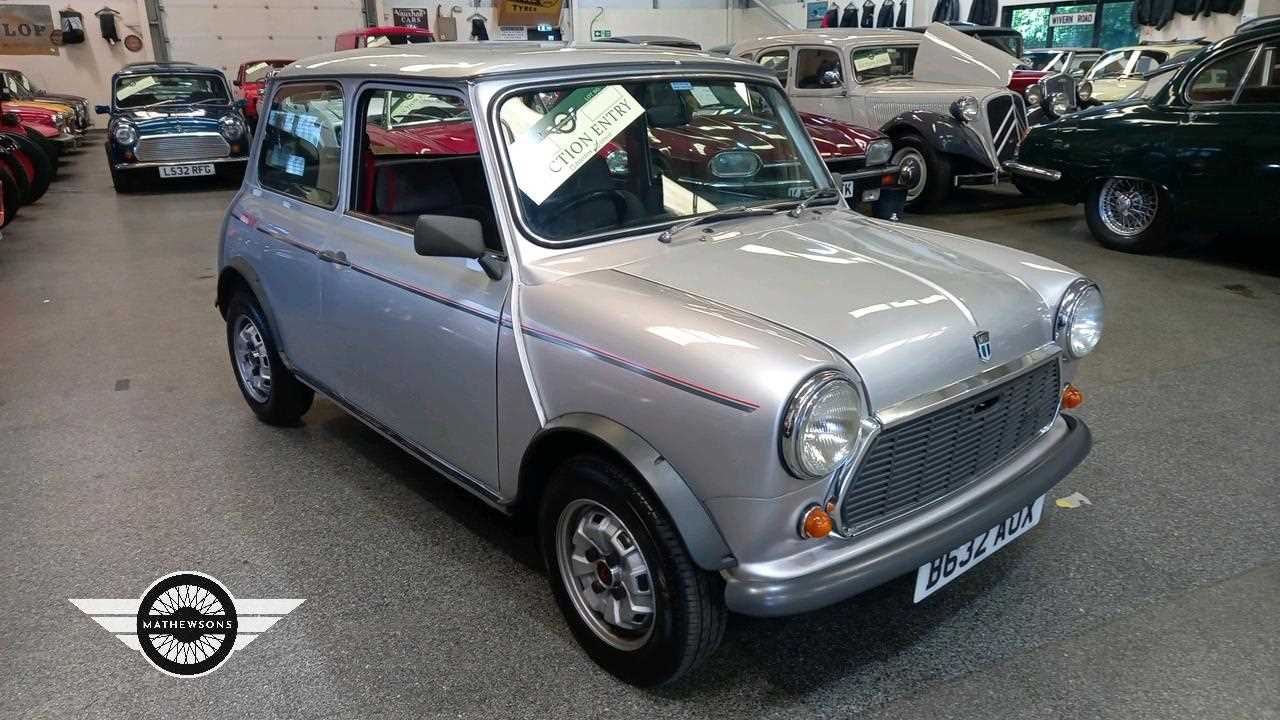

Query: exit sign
[[592, 28, 612, 39]]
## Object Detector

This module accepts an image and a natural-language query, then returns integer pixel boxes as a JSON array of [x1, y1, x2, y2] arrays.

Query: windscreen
[[114, 74, 230, 109]]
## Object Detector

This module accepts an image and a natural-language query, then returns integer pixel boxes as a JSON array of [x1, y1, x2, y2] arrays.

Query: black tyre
[[1084, 177, 1171, 253], [0, 163, 22, 228], [0, 151, 32, 204], [891, 134, 953, 212], [6, 134, 52, 204], [24, 128, 60, 178], [539, 454, 726, 687], [225, 289, 314, 425], [110, 165, 136, 193]]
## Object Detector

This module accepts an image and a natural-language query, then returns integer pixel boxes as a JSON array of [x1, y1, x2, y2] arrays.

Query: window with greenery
[[1004, 0, 1139, 51]]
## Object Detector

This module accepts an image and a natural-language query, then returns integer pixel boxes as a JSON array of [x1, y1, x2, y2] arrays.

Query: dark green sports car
[[1015, 18, 1280, 253]]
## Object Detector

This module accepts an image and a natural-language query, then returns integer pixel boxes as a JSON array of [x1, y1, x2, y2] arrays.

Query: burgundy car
[[334, 26, 434, 51], [233, 59, 293, 129]]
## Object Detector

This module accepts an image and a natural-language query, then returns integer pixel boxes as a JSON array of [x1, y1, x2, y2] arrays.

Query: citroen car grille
[[838, 360, 1061, 534], [135, 133, 230, 163], [985, 94, 1028, 163]]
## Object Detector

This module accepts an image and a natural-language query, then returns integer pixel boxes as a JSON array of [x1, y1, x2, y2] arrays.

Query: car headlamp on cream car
[[217, 42, 1098, 687]]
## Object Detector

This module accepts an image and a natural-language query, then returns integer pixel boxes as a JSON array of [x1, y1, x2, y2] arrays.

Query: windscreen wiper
[[657, 205, 777, 243], [787, 186, 840, 218]]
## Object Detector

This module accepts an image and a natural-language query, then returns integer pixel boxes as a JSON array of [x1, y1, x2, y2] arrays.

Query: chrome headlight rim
[[1026, 83, 1044, 108], [780, 370, 865, 480], [1055, 279, 1104, 359], [950, 95, 980, 123], [112, 121, 137, 146], [218, 114, 246, 140], [1077, 80, 1093, 103], [865, 138, 893, 167]]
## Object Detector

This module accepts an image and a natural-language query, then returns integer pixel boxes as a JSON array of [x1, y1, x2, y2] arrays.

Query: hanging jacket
[[1132, 0, 1151, 25], [932, 0, 958, 23], [897, 0, 908, 26], [822, 7, 839, 27], [968, 0, 997, 25], [1207, 0, 1243, 14], [840, 3, 859, 27], [876, 0, 895, 27], [861, 0, 876, 27], [1150, 0, 1178, 28], [470, 17, 488, 41]]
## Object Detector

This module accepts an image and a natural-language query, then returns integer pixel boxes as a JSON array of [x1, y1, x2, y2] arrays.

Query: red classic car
[[334, 26, 434, 51], [233, 59, 293, 128]]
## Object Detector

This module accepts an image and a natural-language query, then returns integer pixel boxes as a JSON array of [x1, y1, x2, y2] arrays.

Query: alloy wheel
[[555, 499, 656, 651], [232, 315, 272, 403], [1098, 178, 1159, 237]]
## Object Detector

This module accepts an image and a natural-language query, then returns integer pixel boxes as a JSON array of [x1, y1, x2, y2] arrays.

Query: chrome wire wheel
[[555, 499, 656, 651], [1098, 178, 1159, 237], [232, 315, 271, 403], [892, 147, 928, 201]]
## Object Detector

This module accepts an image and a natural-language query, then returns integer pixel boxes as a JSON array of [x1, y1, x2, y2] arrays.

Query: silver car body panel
[[219, 44, 1093, 599]]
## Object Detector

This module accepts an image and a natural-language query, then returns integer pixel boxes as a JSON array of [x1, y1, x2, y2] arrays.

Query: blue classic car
[[95, 62, 250, 192]]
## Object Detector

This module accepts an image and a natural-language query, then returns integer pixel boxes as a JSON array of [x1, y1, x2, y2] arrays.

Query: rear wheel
[[892, 134, 952, 212], [0, 164, 22, 228], [539, 454, 726, 686], [1085, 177, 1170, 253], [6, 135, 52, 204], [225, 289, 314, 425]]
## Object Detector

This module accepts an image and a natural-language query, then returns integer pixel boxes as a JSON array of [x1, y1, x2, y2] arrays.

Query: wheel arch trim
[[216, 259, 294, 370], [520, 413, 736, 571]]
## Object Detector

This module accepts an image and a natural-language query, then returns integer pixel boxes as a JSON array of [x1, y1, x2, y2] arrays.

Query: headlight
[[710, 150, 762, 179], [218, 114, 246, 140], [1026, 83, 1044, 108], [781, 371, 863, 479], [1077, 80, 1093, 103], [605, 149, 630, 176], [950, 95, 980, 123], [1055, 281, 1104, 358], [865, 138, 892, 166], [52, 113, 67, 128], [112, 122, 137, 146], [1050, 92, 1071, 117]]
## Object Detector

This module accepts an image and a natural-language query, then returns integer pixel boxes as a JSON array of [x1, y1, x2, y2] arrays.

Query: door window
[[795, 49, 843, 89], [1131, 50, 1167, 75], [1187, 47, 1258, 103], [1089, 50, 1131, 79], [258, 82, 344, 208], [756, 49, 791, 87], [849, 46, 916, 82], [1239, 46, 1280, 104], [351, 87, 500, 250]]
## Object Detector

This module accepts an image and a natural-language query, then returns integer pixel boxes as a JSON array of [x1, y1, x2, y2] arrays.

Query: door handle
[[317, 249, 350, 266]]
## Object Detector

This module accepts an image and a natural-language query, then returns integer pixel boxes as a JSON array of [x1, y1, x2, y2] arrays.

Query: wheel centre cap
[[594, 561, 614, 587]]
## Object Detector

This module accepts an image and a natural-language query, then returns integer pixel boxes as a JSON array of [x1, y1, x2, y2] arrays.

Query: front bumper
[[112, 157, 248, 172], [722, 414, 1091, 617]]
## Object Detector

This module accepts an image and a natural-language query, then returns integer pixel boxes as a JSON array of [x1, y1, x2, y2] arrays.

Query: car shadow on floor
[[307, 397, 1029, 697]]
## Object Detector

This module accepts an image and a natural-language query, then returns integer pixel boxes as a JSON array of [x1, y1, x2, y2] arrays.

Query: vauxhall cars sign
[[0, 4, 58, 55]]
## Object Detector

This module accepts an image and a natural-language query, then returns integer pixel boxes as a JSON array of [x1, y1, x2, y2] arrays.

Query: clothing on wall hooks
[[876, 0, 895, 27], [932, 0, 960, 23], [59, 9, 86, 44], [840, 2, 859, 27], [860, 0, 876, 27], [95, 7, 120, 44], [897, 0, 908, 26], [822, 5, 840, 27], [968, 0, 998, 26], [470, 16, 488, 40]]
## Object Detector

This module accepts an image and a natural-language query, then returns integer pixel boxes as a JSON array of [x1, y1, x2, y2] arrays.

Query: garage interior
[[2, 0, 1279, 718]]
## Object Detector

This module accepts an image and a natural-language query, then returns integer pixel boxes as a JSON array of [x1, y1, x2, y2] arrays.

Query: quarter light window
[[258, 82, 344, 208]]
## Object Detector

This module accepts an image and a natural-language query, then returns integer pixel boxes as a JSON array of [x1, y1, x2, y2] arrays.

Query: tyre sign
[[70, 572, 304, 677]]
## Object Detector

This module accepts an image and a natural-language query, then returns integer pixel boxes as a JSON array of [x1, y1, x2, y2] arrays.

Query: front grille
[[985, 94, 1027, 163], [1041, 73, 1078, 113], [135, 133, 230, 163], [838, 360, 1061, 533]]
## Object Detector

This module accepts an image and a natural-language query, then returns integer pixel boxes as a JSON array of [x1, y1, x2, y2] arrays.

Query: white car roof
[[734, 28, 923, 54]]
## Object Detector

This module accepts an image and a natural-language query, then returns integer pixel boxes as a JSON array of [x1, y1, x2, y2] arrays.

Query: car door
[[1177, 42, 1280, 225], [790, 47, 853, 121], [319, 83, 507, 489], [233, 81, 346, 382], [1087, 49, 1134, 101]]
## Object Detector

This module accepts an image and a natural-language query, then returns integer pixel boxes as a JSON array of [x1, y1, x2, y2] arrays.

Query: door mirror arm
[[479, 253, 506, 281]]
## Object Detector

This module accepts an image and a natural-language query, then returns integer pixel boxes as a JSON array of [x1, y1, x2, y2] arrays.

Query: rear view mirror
[[95, 104, 110, 115], [414, 214, 485, 259]]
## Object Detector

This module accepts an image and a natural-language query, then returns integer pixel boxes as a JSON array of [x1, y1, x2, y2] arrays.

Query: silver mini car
[[217, 42, 1100, 686]]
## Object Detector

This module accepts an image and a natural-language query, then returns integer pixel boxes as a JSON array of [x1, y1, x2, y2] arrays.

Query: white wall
[[0, 0, 153, 110]]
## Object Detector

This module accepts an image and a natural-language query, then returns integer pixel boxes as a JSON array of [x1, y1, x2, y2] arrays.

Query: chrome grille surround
[[134, 133, 231, 163], [830, 345, 1063, 537], [984, 92, 1028, 164]]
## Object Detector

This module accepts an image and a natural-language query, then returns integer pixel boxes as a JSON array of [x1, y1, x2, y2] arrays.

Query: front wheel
[[1085, 177, 1170, 253], [891, 135, 953, 212], [110, 166, 136, 193], [225, 289, 314, 425], [539, 455, 726, 686]]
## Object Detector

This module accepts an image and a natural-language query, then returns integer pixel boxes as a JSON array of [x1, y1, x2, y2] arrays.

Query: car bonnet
[[912, 23, 1021, 89]]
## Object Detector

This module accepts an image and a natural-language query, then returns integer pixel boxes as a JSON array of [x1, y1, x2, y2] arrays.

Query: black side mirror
[[414, 214, 485, 260], [95, 104, 110, 115], [233, 79, 242, 87]]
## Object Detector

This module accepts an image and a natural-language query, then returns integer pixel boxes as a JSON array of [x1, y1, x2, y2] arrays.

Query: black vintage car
[[96, 62, 250, 192], [1016, 20, 1280, 252]]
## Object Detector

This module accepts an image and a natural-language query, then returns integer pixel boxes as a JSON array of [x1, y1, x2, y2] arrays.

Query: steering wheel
[[540, 189, 636, 230]]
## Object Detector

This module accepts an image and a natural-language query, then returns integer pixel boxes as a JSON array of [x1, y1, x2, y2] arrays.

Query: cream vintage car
[[733, 24, 1062, 210]]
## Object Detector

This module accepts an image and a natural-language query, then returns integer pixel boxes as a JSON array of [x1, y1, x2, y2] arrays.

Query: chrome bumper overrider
[[721, 414, 1091, 617], [1004, 161, 1062, 182]]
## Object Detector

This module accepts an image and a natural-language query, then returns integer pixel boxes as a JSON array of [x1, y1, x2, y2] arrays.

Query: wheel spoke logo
[[70, 571, 303, 677]]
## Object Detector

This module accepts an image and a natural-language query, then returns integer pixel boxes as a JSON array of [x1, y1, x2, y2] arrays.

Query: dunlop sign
[[0, 5, 58, 55], [497, 0, 565, 28]]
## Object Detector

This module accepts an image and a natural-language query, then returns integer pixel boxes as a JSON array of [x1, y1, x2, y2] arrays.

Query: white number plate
[[158, 163, 215, 178], [841, 179, 855, 198], [913, 495, 1045, 603]]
